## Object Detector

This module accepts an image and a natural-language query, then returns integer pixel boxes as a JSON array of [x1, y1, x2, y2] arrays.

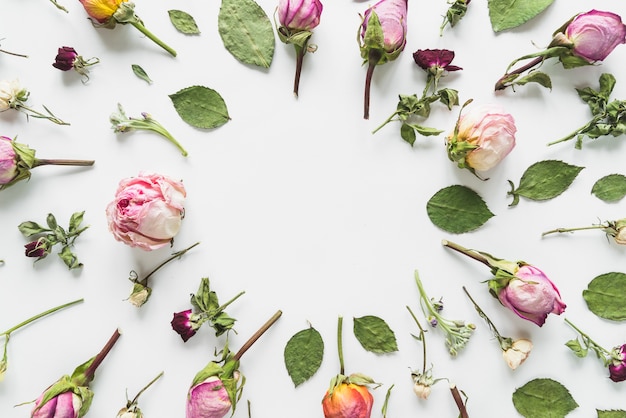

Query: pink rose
[[106, 172, 186, 251], [498, 265, 566, 327], [361, 0, 408, 54], [565, 10, 626, 62], [446, 104, 517, 173], [609, 344, 626, 382], [186, 376, 232, 418], [278, 0, 323, 31], [0, 136, 17, 184], [31, 390, 82, 418]]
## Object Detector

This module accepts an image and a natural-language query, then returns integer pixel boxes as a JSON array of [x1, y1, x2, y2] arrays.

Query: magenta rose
[[0, 135, 17, 184], [278, 0, 323, 31], [186, 376, 232, 418], [564, 10, 626, 63], [106, 172, 186, 251], [446, 104, 517, 173], [609, 344, 626, 382], [498, 265, 566, 327], [52, 47, 78, 71], [31, 390, 82, 418]]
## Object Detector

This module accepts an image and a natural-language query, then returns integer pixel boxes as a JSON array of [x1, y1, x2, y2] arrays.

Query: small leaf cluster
[[17, 211, 88, 270], [190, 278, 243, 337]]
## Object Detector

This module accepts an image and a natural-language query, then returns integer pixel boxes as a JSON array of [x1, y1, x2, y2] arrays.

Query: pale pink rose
[[613, 219, 626, 245], [502, 339, 532, 370], [361, 0, 408, 53], [186, 376, 232, 418], [498, 265, 566, 327], [278, 0, 323, 31], [0, 136, 17, 184], [448, 104, 517, 172], [106, 172, 186, 251], [565, 10, 626, 62], [31, 390, 82, 418]]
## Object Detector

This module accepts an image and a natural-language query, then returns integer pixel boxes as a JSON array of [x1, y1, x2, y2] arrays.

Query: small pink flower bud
[[361, 0, 408, 54], [52, 47, 78, 71], [0, 136, 18, 184], [609, 344, 626, 382], [278, 0, 323, 31], [31, 390, 82, 418], [502, 339, 532, 370], [105, 172, 186, 251], [186, 376, 232, 418], [564, 10, 626, 63], [498, 265, 566, 327]]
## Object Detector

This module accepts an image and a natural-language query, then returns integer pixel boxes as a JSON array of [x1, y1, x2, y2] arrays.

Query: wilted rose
[[498, 265, 566, 327], [106, 172, 186, 251], [413, 49, 462, 73], [322, 382, 373, 418], [502, 339, 532, 370], [78, 0, 127, 24], [412, 382, 431, 399], [446, 103, 517, 173], [361, 0, 408, 54], [612, 219, 626, 245], [563, 10, 626, 63], [0, 136, 17, 184], [31, 390, 82, 418], [186, 376, 232, 418], [52, 47, 78, 71], [278, 0, 323, 31], [609, 344, 626, 382], [170, 309, 199, 342], [0, 79, 25, 111]]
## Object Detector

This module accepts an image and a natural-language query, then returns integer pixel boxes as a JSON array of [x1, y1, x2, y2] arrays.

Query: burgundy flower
[[609, 344, 626, 382], [413, 49, 462, 72], [171, 309, 198, 342], [24, 238, 50, 259], [52, 46, 78, 71]]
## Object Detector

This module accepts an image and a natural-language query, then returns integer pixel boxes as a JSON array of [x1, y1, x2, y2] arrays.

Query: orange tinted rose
[[322, 383, 373, 418], [79, 0, 127, 23]]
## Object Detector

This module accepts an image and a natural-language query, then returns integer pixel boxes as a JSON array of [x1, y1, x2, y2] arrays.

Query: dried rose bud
[[609, 344, 626, 382], [52, 47, 78, 71], [106, 172, 186, 251], [412, 382, 431, 399], [186, 376, 232, 418], [24, 238, 51, 259], [446, 103, 516, 176], [612, 219, 626, 244], [498, 265, 566, 327], [170, 309, 200, 342], [0, 79, 27, 112], [127, 283, 151, 308], [502, 339, 533, 370], [413, 49, 462, 73], [322, 382, 374, 418], [0, 136, 17, 184], [557, 9, 626, 63], [278, 0, 323, 31], [31, 389, 83, 418]]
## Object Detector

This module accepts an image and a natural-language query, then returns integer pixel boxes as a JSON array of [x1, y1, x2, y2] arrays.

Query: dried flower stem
[[1, 298, 83, 336], [441, 239, 490, 268], [83, 328, 121, 383], [128, 371, 164, 405], [450, 383, 469, 418], [407, 305, 427, 374], [16, 103, 69, 125], [564, 318, 610, 356], [0, 47, 28, 58], [462, 286, 506, 346], [140, 241, 200, 285], [337, 316, 345, 375], [293, 45, 305, 97], [542, 224, 606, 236], [32, 159, 95, 168], [233, 310, 282, 361], [494, 57, 543, 91], [130, 21, 177, 57]]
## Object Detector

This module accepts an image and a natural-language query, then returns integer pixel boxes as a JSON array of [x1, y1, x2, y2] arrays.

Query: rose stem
[[450, 382, 469, 418], [337, 316, 345, 375], [2, 298, 84, 336], [441, 239, 490, 268], [141, 241, 200, 285], [293, 45, 305, 98], [233, 310, 282, 361], [542, 225, 605, 237], [32, 159, 95, 167], [129, 371, 164, 405], [84, 328, 121, 383], [494, 57, 543, 91]]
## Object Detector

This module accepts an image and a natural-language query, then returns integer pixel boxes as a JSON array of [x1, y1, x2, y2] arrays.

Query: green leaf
[[283, 326, 324, 387], [426, 185, 494, 234], [564, 338, 587, 358], [488, 0, 554, 32], [353, 315, 398, 354], [513, 71, 552, 90], [598, 410, 626, 418], [591, 174, 626, 202], [512, 378, 578, 418], [507, 160, 584, 206], [400, 123, 416, 146], [46, 213, 58, 230], [169, 86, 230, 129], [131, 64, 152, 84], [583, 272, 626, 321], [168, 10, 200, 35], [218, 0, 275, 68], [58, 245, 82, 270], [17, 221, 49, 237], [69, 211, 85, 234]]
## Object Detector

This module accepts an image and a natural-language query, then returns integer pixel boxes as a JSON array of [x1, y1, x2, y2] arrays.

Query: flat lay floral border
[[1, 0, 625, 417]]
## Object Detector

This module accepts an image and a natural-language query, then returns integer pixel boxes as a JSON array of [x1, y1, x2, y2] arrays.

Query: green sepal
[[0, 138, 36, 191], [220, 358, 243, 413], [437, 88, 460, 110], [32, 376, 75, 414], [277, 26, 313, 50], [71, 356, 96, 386], [360, 11, 385, 62], [190, 361, 224, 387], [112, 2, 141, 25], [504, 46, 570, 74], [75, 385, 94, 417]]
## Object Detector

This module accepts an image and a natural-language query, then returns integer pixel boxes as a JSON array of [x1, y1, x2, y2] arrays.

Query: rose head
[[106, 172, 186, 251], [31, 390, 82, 418], [612, 219, 626, 245], [0, 136, 17, 184], [322, 382, 373, 418], [186, 376, 232, 418], [413, 49, 462, 72], [78, 0, 127, 24], [278, 0, 323, 31], [609, 344, 626, 382], [0, 79, 26, 111], [171, 309, 200, 342], [502, 339, 532, 370], [564, 10, 626, 63], [498, 265, 566, 327], [24, 238, 51, 259], [361, 0, 408, 54], [52, 47, 78, 71], [446, 104, 516, 173]]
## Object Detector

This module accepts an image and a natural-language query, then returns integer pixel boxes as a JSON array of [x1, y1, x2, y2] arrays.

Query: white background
[[1, 0, 626, 417]]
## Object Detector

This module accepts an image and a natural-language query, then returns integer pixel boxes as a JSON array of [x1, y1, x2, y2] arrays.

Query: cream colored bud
[[413, 382, 432, 399], [503, 339, 532, 370]]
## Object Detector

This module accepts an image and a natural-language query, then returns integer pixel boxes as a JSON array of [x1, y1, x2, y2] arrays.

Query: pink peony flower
[[0, 136, 17, 184], [278, 0, 323, 31], [446, 103, 517, 175], [106, 172, 186, 251], [609, 344, 626, 382], [186, 376, 232, 418], [31, 390, 82, 418], [564, 10, 626, 63], [498, 265, 566, 327]]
